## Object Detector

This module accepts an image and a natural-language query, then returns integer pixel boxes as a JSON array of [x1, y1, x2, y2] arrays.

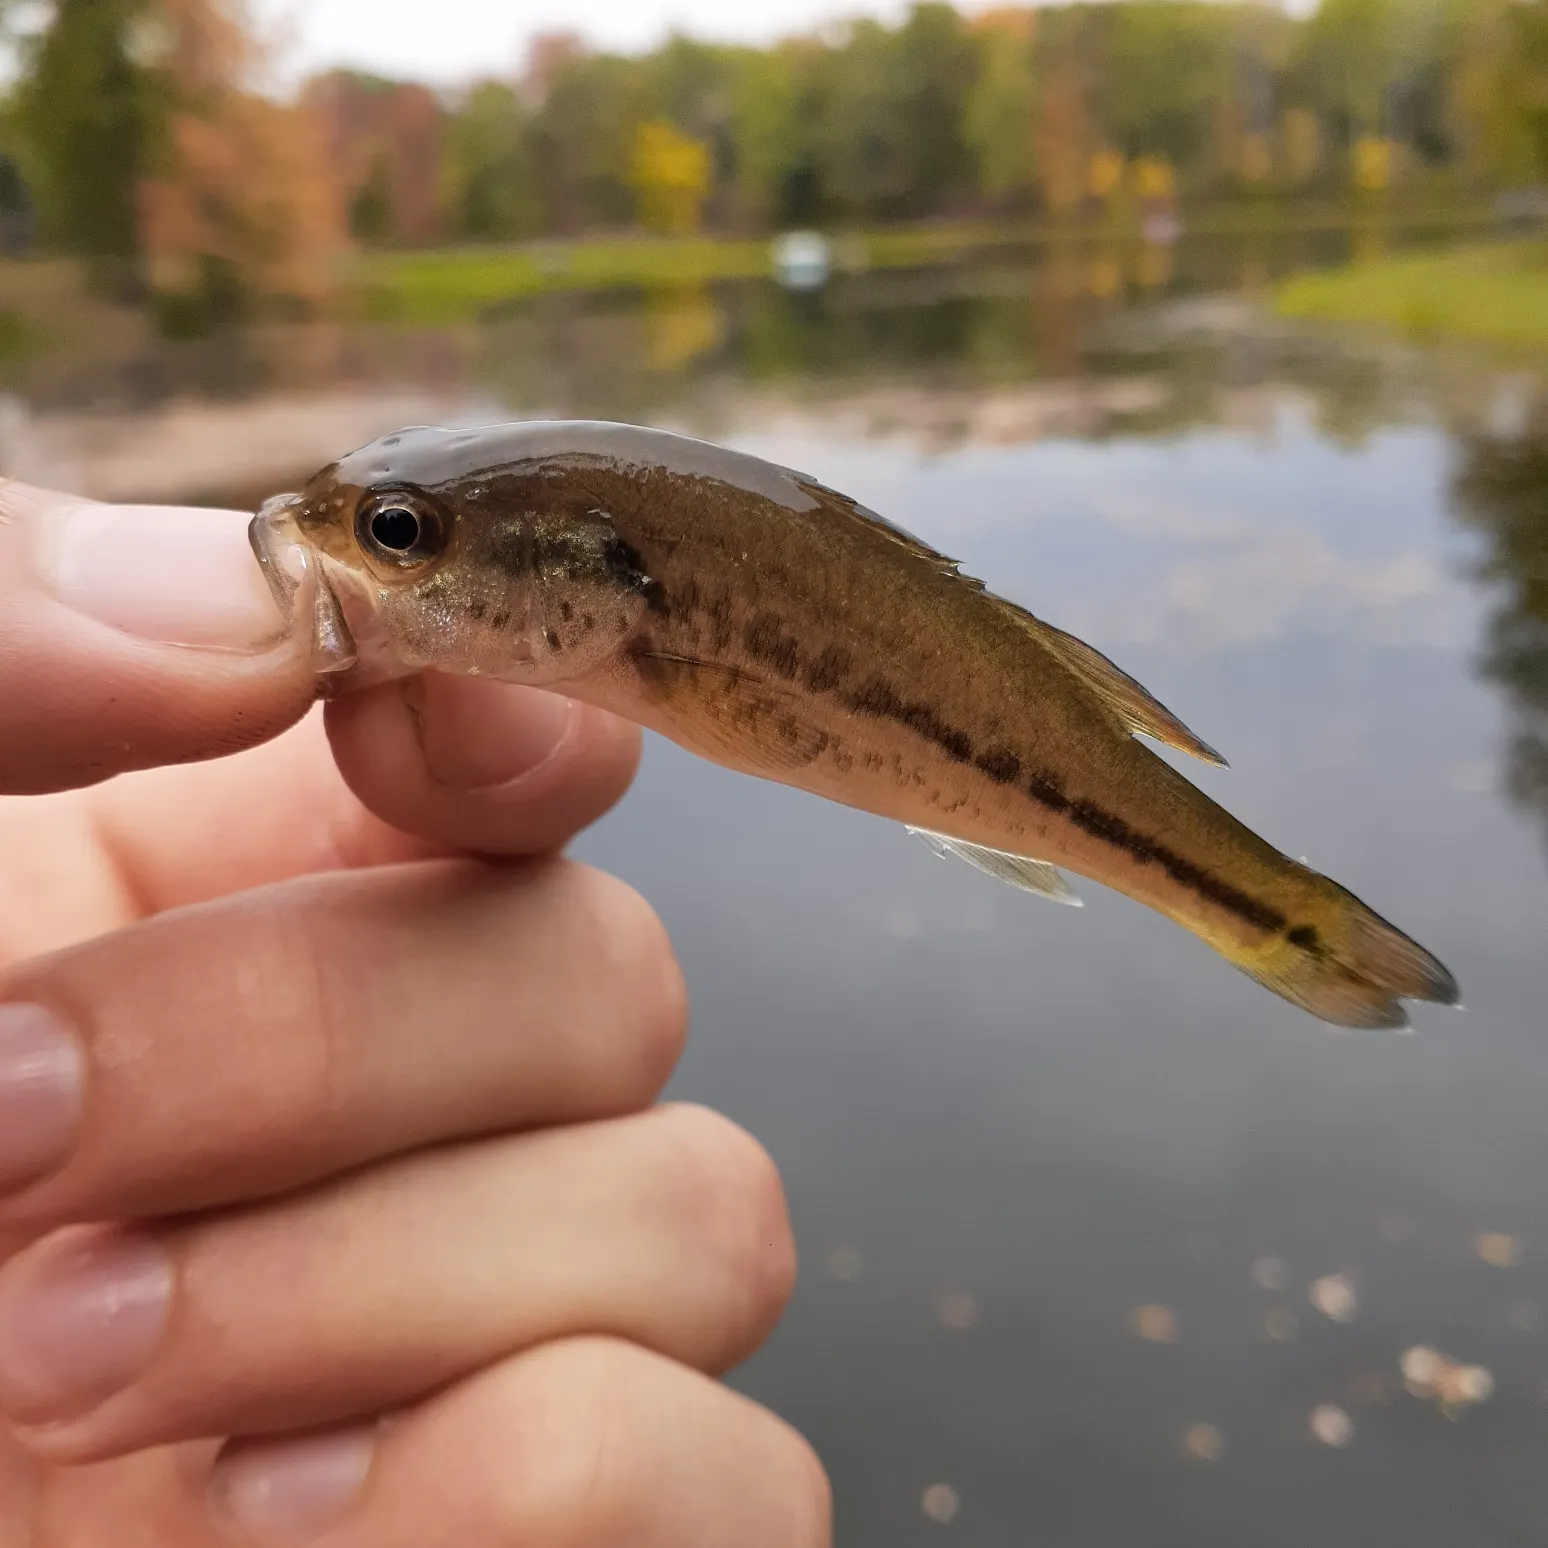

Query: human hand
[[0, 483, 828, 1546]]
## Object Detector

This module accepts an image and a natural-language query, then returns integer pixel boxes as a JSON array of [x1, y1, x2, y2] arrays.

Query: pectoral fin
[[1002, 605, 1228, 767], [908, 827, 1082, 907], [629, 650, 835, 771]]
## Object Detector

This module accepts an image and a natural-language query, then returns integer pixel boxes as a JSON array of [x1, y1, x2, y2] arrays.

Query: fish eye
[[356, 491, 446, 570], [371, 506, 420, 551]]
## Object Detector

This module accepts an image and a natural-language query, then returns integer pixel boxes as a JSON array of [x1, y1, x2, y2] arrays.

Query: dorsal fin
[[999, 605, 1228, 768], [791, 472, 1226, 768]]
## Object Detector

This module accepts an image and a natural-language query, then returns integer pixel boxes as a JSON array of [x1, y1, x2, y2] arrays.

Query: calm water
[[8, 231, 1548, 1544]]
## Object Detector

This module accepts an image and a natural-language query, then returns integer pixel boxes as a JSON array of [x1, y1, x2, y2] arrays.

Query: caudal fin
[[1235, 879, 1460, 1030]]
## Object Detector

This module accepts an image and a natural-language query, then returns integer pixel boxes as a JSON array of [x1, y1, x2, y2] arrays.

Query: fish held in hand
[[251, 419, 1459, 1029]]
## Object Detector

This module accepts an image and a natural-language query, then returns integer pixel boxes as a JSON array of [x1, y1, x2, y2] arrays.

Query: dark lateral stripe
[[1027, 768, 1284, 931], [974, 746, 1022, 784], [844, 676, 974, 764], [661, 604, 1287, 938]]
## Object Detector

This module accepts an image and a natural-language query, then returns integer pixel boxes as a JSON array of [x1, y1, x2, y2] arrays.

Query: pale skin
[[0, 482, 830, 1547]]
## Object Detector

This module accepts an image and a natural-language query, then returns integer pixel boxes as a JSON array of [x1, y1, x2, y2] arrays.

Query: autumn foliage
[[9, 0, 1548, 326], [132, 0, 346, 310]]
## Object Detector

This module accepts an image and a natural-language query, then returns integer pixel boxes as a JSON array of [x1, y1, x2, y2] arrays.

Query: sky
[[250, 0, 995, 85]]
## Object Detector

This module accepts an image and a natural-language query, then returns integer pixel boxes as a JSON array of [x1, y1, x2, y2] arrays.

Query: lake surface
[[6, 229, 1547, 1545]]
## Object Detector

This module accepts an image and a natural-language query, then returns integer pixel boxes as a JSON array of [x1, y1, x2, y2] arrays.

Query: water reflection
[[1452, 387, 1548, 851]]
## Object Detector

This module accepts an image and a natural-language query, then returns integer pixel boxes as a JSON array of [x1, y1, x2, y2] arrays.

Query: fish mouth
[[248, 494, 359, 681]]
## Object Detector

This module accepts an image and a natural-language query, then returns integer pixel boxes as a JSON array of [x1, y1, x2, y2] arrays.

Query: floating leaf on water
[[1401, 1345, 1494, 1411], [1453, 1365, 1495, 1404], [1251, 1255, 1290, 1292], [1402, 1345, 1443, 1394], [1130, 1305, 1179, 1343], [1183, 1423, 1225, 1462], [1477, 1232, 1523, 1268], [921, 1483, 960, 1524], [1310, 1405, 1355, 1448], [1310, 1273, 1358, 1322]]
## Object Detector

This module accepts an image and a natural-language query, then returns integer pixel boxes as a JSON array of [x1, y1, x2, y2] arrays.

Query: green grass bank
[[1273, 240, 1548, 353], [353, 203, 1498, 325]]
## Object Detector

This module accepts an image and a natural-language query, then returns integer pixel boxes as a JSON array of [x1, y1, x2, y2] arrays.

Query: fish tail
[[1225, 870, 1459, 1029]]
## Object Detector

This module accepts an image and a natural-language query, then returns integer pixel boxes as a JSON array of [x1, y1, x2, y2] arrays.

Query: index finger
[[0, 482, 314, 794]]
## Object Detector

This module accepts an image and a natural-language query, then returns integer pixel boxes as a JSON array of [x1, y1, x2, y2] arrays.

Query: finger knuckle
[[486, 1337, 642, 1547], [485, 1338, 828, 1548], [571, 867, 688, 1090], [787, 1433, 836, 1548], [245, 894, 361, 1141], [651, 1103, 797, 1338]]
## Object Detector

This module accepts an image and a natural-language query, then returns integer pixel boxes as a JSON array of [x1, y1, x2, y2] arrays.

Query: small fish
[[252, 420, 1459, 1029]]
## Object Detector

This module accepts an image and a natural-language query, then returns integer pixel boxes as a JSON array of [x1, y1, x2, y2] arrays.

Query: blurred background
[[2, 0, 1547, 1542]]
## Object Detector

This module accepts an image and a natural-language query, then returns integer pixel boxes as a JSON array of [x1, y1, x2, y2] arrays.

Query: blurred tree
[[811, 4, 978, 219], [1507, 0, 1548, 174], [731, 41, 824, 224], [137, 0, 347, 323], [15, 0, 1540, 276], [1033, 9, 1097, 215], [443, 81, 542, 241], [16, 0, 163, 288], [647, 34, 739, 214], [815, 19, 914, 216], [894, 2, 979, 209], [523, 30, 586, 103], [305, 71, 445, 245], [629, 120, 711, 233], [965, 10, 1039, 204], [1456, 0, 1548, 180], [1452, 398, 1548, 850], [530, 49, 654, 229], [1106, 3, 1236, 174], [1281, 105, 1324, 182], [1294, 0, 1423, 153], [350, 152, 393, 242]]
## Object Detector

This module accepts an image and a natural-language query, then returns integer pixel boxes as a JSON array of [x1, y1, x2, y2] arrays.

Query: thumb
[[0, 480, 316, 794]]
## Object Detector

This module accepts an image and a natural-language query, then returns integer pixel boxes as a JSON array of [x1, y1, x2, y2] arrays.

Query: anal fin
[[908, 826, 1083, 907]]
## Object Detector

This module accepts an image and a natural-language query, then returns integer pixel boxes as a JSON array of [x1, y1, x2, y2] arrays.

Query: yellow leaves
[[1352, 135, 1394, 190], [630, 120, 711, 236], [1087, 147, 1124, 200], [1131, 155, 1174, 201]]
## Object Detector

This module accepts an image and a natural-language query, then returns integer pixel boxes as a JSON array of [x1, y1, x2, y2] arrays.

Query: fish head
[[249, 424, 656, 691]]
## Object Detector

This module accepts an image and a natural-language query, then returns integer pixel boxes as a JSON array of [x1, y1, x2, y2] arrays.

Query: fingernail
[[0, 1227, 171, 1423], [0, 1004, 82, 1194], [210, 1425, 376, 1543], [412, 674, 576, 792], [39, 501, 288, 652]]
